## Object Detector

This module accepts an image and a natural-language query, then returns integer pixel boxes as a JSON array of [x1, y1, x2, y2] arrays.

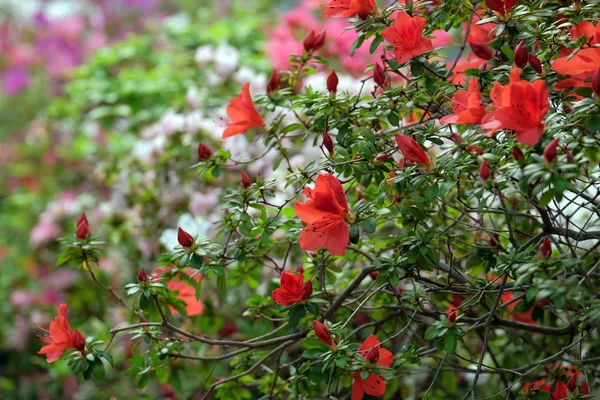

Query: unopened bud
[[479, 162, 491, 181], [137, 268, 148, 284], [448, 310, 457, 323], [177, 227, 195, 248], [241, 171, 252, 188], [365, 346, 380, 363], [301, 280, 313, 300], [470, 42, 494, 61], [73, 329, 86, 352], [512, 146, 524, 165], [528, 54, 543, 74], [538, 237, 552, 260], [313, 320, 335, 347], [266, 69, 280, 94], [373, 63, 388, 88], [327, 69, 339, 93], [592, 67, 600, 100], [543, 138, 559, 163], [198, 143, 213, 160], [514, 41, 529, 68], [322, 132, 334, 156]]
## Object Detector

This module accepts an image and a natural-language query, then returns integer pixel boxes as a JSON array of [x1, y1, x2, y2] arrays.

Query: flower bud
[[137, 268, 148, 284], [369, 271, 380, 280], [303, 29, 325, 52], [512, 146, 524, 165], [565, 149, 574, 163], [489, 233, 500, 247], [76, 220, 90, 240], [375, 153, 388, 163], [543, 138, 559, 163], [301, 280, 313, 300], [373, 63, 388, 88], [468, 145, 483, 155], [197, 143, 213, 160], [514, 41, 529, 68], [592, 67, 600, 99], [266, 69, 280, 94], [327, 69, 339, 93], [364, 346, 380, 363], [538, 237, 552, 260], [528, 54, 543, 74], [451, 133, 464, 144], [470, 42, 494, 61], [241, 171, 252, 188], [479, 162, 491, 181], [177, 227, 195, 248], [73, 329, 86, 352], [303, 30, 316, 52], [448, 310, 457, 323], [297, 265, 305, 274], [566, 373, 577, 393], [313, 320, 335, 347], [322, 131, 334, 156]]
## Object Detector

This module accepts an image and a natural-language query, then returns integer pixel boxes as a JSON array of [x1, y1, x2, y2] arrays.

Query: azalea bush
[[9, 0, 600, 399]]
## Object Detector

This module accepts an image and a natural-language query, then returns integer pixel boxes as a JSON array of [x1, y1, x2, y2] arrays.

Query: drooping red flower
[[152, 267, 203, 316], [440, 78, 486, 125], [485, 0, 519, 15], [271, 270, 313, 306], [552, 21, 600, 92], [351, 335, 394, 400], [322, 0, 376, 20], [382, 11, 434, 65], [395, 134, 430, 165], [37, 304, 85, 363], [482, 68, 549, 146], [500, 291, 548, 325], [223, 83, 265, 139], [294, 173, 350, 256], [470, 42, 494, 61], [313, 320, 335, 348]]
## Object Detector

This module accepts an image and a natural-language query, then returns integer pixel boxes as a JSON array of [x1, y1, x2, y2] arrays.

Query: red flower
[[223, 83, 265, 139], [395, 134, 430, 165], [480, 162, 491, 181], [538, 237, 552, 260], [524, 365, 591, 400], [528, 54, 543, 74], [440, 78, 486, 125], [294, 173, 350, 256], [37, 304, 85, 363], [501, 291, 545, 325], [382, 11, 433, 65], [312, 320, 335, 348], [152, 267, 203, 316], [322, 0, 376, 20], [373, 63, 389, 88], [482, 68, 549, 146], [485, 0, 519, 14], [177, 227, 195, 248], [446, 293, 464, 314], [593, 67, 600, 98], [351, 335, 393, 400], [552, 21, 600, 91], [271, 270, 313, 306]]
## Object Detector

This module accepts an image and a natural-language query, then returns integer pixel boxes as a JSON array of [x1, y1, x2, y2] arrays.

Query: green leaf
[[139, 293, 152, 311], [424, 326, 439, 340], [424, 184, 439, 202], [538, 190, 555, 207], [439, 180, 456, 196], [360, 217, 377, 233], [92, 359, 105, 380], [443, 333, 457, 354], [369, 35, 384, 54], [288, 305, 306, 329], [360, 370, 370, 380], [349, 224, 360, 244]]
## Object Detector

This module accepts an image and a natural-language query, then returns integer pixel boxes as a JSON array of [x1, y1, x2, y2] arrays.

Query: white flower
[[186, 86, 202, 108], [234, 66, 266, 89], [160, 214, 212, 251], [194, 44, 214, 67], [214, 42, 239, 77]]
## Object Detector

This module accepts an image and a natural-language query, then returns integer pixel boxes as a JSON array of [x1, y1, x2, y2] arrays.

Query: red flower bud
[[514, 41, 529, 68], [369, 271, 380, 280], [76, 220, 90, 240], [137, 268, 148, 283], [177, 227, 195, 248], [373, 63, 388, 88], [470, 42, 494, 61], [303, 29, 325, 52], [312, 320, 335, 347], [565, 149, 574, 163], [451, 133, 464, 144], [543, 138, 559, 163], [479, 162, 491, 181], [241, 171, 252, 188], [448, 310, 457, 323], [140, 316, 147, 323], [592, 67, 600, 99], [539, 237, 552, 260], [197, 143, 213, 160], [512, 146, 524, 164], [375, 153, 388, 163], [566, 373, 578, 393], [322, 132, 334, 156], [528, 54, 543, 74], [73, 329, 86, 352], [327, 69, 339, 93], [489, 233, 500, 247], [297, 265, 305, 274], [467, 145, 483, 155], [77, 213, 88, 227], [266, 69, 280, 94], [364, 346, 380, 363], [301, 280, 313, 300]]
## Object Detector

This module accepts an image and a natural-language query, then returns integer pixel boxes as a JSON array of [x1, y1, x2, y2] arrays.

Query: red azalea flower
[[294, 173, 350, 256], [37, 304, 85, 363], [440, 78, 486, 125], [272, 270, 313, 306], [523, 365, 591, 399], [485, 0, 519, 15], [552, 21, 600, 92], [322, 0, 376, 20], [223, 83, 265, 139], [382, 11, 434, 65], [351, 334, 394, 400], [500, 291, 548, 325], [152, 267, 203, 316], [482, 68, 549, 146], [395, 134, 430, 165]]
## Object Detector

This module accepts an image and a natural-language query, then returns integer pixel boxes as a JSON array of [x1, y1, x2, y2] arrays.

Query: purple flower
[[2, 66, 30, 95]]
